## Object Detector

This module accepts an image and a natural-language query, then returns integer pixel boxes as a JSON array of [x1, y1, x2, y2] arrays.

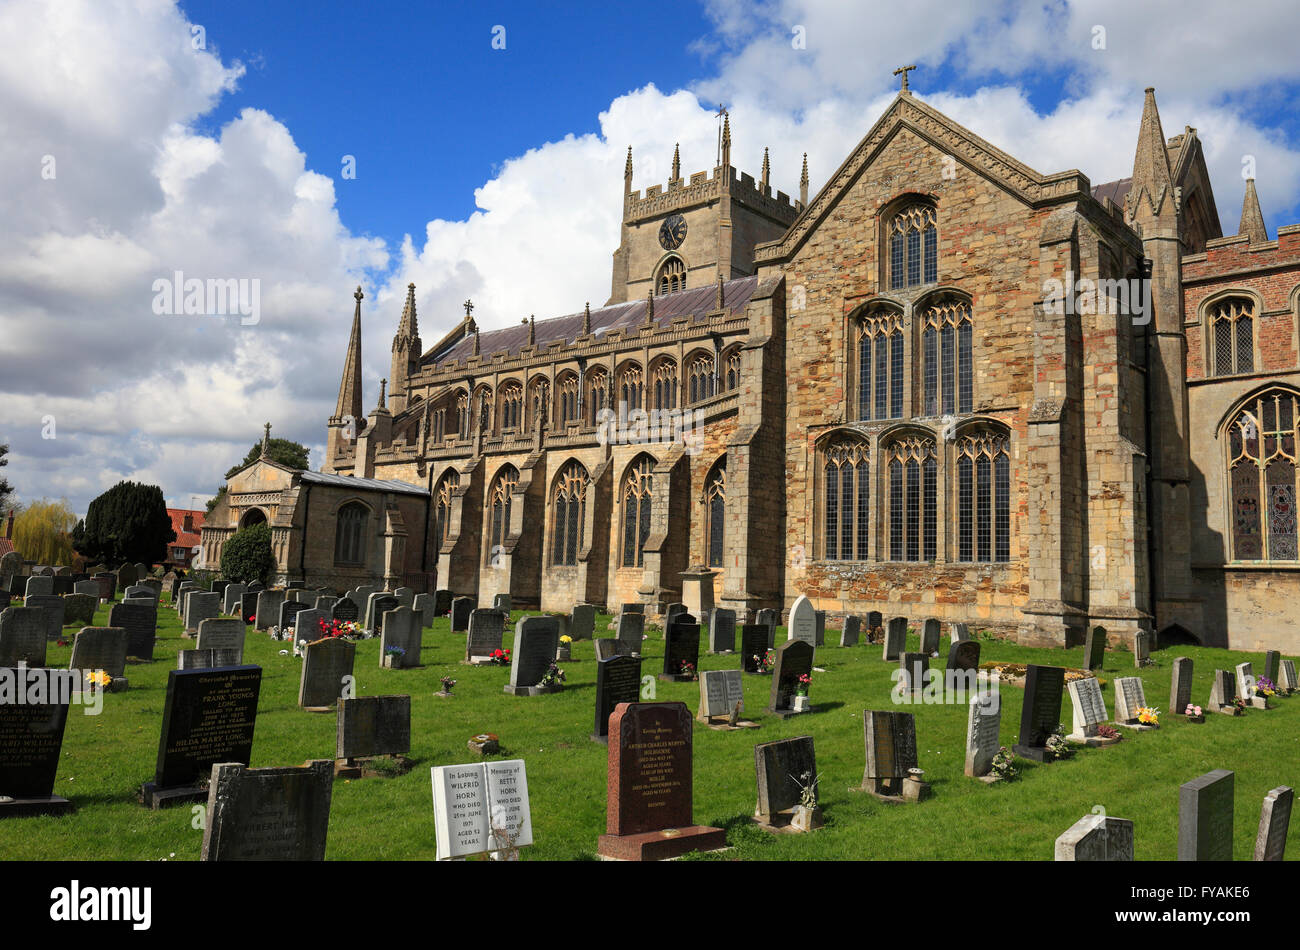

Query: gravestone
[[569, 604, 596, 641], [175, 582, 198, 612], [465, 609, 506, 663], [0, 671, 75, 815], [1055, 815, 1135, 861], [813, 610, 826, 647], [450, 596, 474, 632], [24, 594, 65, 641], [946, 639, 981, 672], [1210, 669, 1238, 713], [0, 607, 47, 667], [615, 612, 644, 653], [593, 653, 642, 741], [352, 584, 374, 606], [1113, 676, 1151, 726], [293, 608, 326, 647], [142, 666, 262, 808], [186, 592, 220, 635], [504, 615, 561, 695], [787, 595, 817, 651], [246, 581, 264, 593], [596, 702, 725, 860], [432, 589, 453, 617], [755, 608, 779, 648], [68, 627, 128, 688], [1067, 677, 1110, 742], [24, 575, 53, 598], [337, 695, 410, 761], [109, 602, 158, 661], [62, 592, 97, 628], [239, 591, 258, 626], [432, 759, 533, 860], [1133, 631, 1151, 666], [920, 618, 940, 655], [883, 617, 906, 661], [753, 736, 818, 828], [195, 618, 244, 662], [286, 581, 306, 591], [254, 590, 284, 631], [663, 603, 687, 630], [707, 608, 736, 654], [593, 638, 635, 661], [661, 619, 701, 681], [492, 593, 512, 613], [366, 594, 400, 635], [1281, 659, 1299, 692], [73, 580, 99, 598], [768, 639, 814, 717], [696, 669, 746, 724], [741, 625, 770, 673], [861, 709, 918, 797], [278, 599, 310, 634], [412, 593, 435, 625], [51, 575, 73, 595], [201, 760, 334, 861], [178, 648, 243, 670], [0, 551, 20, 577], [1254, 786, 1293, 861], [300, 637, 356, 709], [840, 615, 860, 647], [211, 579, 228, 603], [116, 564, 138, 590], [394, 587, 415, 609], [123, 584, 155, 603], [1235, 661, 1267, 708], [1012, 665, 1065, 762], [1262, 650, 1281, 686], [1178, 769, 1234, 861], [900, 653, 929, 695], [93, 573, 116, 603], [1171, 657, 1194, 715], [379, 606, 422, 669], [950, 622, 971, 642], [313, 594, 339, 616], [964, 692, 1001, 778], [622, 602, 645, 615], [330, 596, 359, 623], [1081, 629, 1102, 670]]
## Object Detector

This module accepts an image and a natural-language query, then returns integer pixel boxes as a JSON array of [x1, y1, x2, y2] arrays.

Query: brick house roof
[[167, 508, 205, 547]]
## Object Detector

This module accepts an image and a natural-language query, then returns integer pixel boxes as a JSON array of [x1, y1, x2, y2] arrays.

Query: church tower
[[389, 282, 422, 414], [606, 116, 804, 304], [325, 286, 365, 472]]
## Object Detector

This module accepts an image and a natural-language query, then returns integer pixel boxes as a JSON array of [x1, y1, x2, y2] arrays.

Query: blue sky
[[5, 0, 1300, 516]]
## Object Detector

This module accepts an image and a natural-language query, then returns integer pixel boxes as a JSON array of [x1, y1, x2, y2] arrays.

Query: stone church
[[202, 80, 1300, 653]]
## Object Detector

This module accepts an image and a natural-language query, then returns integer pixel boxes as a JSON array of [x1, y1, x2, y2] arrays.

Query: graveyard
[[1, 587, 1295, 861]]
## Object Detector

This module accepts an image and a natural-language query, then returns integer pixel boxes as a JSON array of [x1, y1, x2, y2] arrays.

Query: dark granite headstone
[[240, 591, 258, 626], [593, 653, 642, 740], [109, 602, 158, 661], [707, 608, 736, 654], [254, 590, 284, 631], [366, 593, 400, 633], [25, 575, 53, 598], [466, 608, 506, 662], [1178, 769, 1234, 861], [883, 617, 906, 661], [662, 619, 701, 679], [615, 611, 644, 652], [201, 759, 333, 860], [330, 596, 359, 622], [1085, 625, 1106, 671], [337, 695, 410, 759], [741, 625, 770, 673], [1210, 669, 1237, 711], [1012, 664, 1065, 762], [900, 652, 929, 695], [862, 709, 918, 796], [0, 607, 48, 667], [840, 615, 860, 647], [278, 599, 310, 633], [768, 639, 813, 716], [1171, 656, 1194, 714], [300, 637, 356, 708], [145, 665, 262, 806], [0, 669, 75, 813], [919, 619, 940, 655], [450, 596, 474, 632], [597, 701, 724, 861], [1263, 651, 1281, 686], [433, 589, 453, 617], [754, 735, 817, 825], [379, 605, 421, 669], [51, 576, 73, 596], [505, 616, 561, 694], [569, 604, 596, 641]]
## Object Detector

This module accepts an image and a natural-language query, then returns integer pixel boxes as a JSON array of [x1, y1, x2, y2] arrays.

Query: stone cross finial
[[463, 299, 474, 319], [379, 378, 387, 408], [894, 64, 915, 92], [261, 422, 271, 457], [354, 286, 364, 302]]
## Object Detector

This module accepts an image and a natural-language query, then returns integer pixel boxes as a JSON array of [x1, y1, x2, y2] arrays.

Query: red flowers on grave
[[679, 660, 697, 680], [796, 672, 812, 696], [489, 648, 511, 666], [317, 617, 358, 639]]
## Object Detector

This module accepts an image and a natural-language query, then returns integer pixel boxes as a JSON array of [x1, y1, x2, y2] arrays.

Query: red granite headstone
[[597, 701, 726, 860]]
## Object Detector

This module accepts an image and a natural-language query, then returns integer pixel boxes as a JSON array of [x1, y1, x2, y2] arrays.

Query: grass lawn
[[1, 595, 1296, 860]]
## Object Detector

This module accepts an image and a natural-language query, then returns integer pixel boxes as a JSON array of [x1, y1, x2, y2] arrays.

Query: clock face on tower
[[658, 213, 687, 250]]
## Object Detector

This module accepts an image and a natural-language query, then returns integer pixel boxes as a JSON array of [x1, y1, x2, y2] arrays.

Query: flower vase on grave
[[792, 694, 811, 712]]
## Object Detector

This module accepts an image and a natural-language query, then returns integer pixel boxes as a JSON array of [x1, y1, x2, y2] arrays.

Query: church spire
[[397, 282, 418, 338], [761, 146, 770, 190], [671, 143, 680, 183], [333, 286, 364, 424], [720, 113, 731, 168], [1129, 87, 1175, 219], [389, 282, 422, 414], [799, 152, 809, 207], [624, 146, 633, 187], [1239, 178, 1268, 244]]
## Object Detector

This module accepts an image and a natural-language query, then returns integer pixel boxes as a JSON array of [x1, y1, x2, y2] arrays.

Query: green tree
[[76, 481, 176, 565], [0, 443, 14, 515], [225, 438, 310, 479], [219, 522, 274, 584], [12, 499, 78, 566]]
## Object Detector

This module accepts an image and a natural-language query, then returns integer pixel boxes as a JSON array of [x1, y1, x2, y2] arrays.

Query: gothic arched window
[[620, 456, 655, 568], [1229, 390, 1299, 561], [650, 359, 678, 411], [557, 373, 580, 427], [587, 368, 608, 425], [1209, 296, 1256, 376], [722, 346, 741, 392], [854, 306, 904, 421], [885, 435, 937, 562], [619, 364, 643, 412], [656, 256, 686, 296], [552, 460, 588, 566], [334, 502, 369, 565], [703, 459, 726, 568], [486, 465, 518, 565], [889, 204, 938, 290], [921, 298, 973, 416], [822, 437, 870, 561], [686, 352, 715, 405], [455, 390, 470, 436], [433, 471, 460, 549], [955, 429, 1010, 563], [500, 383, 522, 432]]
